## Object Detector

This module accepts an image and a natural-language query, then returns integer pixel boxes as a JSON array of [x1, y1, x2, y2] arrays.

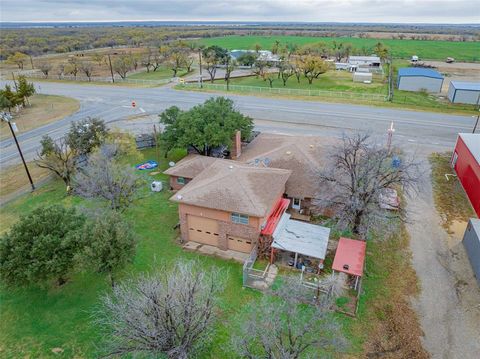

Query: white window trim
[[451, 152, 458, 168], [231, 212, 249, 225], [292, 198, 301, 210]]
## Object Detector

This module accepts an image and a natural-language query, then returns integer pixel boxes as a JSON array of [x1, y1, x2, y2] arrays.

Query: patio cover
[[332, 237, 366, 277], [271, 214, 330, 260]]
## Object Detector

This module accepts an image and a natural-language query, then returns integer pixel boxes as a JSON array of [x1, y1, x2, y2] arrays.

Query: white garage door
[[187, 215, 219, 246]]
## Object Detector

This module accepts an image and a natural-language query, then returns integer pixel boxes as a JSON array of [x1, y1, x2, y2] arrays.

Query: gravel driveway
[[406, 155, 480, 359]]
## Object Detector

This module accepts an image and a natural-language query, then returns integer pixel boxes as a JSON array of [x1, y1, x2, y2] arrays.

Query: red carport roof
[[332, 237, 366, 277], [261, 198, 290, 236]]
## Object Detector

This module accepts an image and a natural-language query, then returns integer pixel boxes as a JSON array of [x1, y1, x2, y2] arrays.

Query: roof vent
[[343, 264, 349, 270], [228, 165, 234, 169], [176, 194, 183, 200], [309, 144, 314, 148], [169, 161, 176, 167], [286, 151, 292, 155]]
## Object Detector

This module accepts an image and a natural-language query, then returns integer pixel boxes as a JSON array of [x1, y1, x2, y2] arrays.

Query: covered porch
[[270, 213, 330, 274]]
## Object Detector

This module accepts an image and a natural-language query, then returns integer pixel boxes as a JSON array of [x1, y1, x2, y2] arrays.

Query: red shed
[[332, 237, 366, 290], [452, 133, 480, 217]]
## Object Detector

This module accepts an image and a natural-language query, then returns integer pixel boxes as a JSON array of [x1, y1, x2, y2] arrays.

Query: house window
[[177, 177, 186, 185], [231, 212, 249, 225], [292, 198, 301, 210]]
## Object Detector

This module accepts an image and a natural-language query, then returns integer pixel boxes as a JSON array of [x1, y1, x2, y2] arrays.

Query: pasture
[[198, 35, 480, 62]]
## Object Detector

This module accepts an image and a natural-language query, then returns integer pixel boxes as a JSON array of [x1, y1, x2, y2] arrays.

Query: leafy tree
[[224, 57, 236, 90], [231, 279, 347, 358], [36, 135, 77, 190], [92, 52, 105, 66], [374, 42, 389, 63], [262, 69, 277, 88], [159, 97, 253, 156], [38, 62, 52, 78], [168, 47, 187, 77], [300, 55, 331, 85], [202, 45, 228, 82], [74, 149, 144, 211], [80, 211, 136, 288], [237, 52, 257, 67], [0, 85, 19, 111], [7, 52, 28, 69], [112, 54, 132, 79], [67, 117, 108, 156], [95, 260, 225, 359], [316, 133, 422, 234], [65, 58, 79, 79], [279, 62, 295, 86], [0, 205, 86, 286], [16, 75, 35, 106]]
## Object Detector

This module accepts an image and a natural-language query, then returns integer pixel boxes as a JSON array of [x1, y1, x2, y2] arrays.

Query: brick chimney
[[230, 130, 242, 159]]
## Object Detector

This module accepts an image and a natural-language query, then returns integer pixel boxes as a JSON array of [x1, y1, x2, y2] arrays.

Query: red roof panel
[[261, 198, 290, 236], [332, 237, 367, 277]]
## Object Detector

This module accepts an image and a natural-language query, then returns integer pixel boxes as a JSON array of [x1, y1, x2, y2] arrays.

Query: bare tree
[[94, 260, 225, 359], [65, 58, 79, 79], [38, 62, 52, 78], [73, 148, 143, 211], [279, 62, 294, 86], [35, 135, 76, 191], [315, 133, 422, 234], [112, 55, 132, 79], [55, 64, 65, 79], [224, 57, 236, 90], [80, 61, 94, 81], [231, 279, 347, 358]]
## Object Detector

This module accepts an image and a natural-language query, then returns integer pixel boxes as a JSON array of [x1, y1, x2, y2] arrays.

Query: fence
[[181, 82, 387, 102], [19, 71, 171, 86]]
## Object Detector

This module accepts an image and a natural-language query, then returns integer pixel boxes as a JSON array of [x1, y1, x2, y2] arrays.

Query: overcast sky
[[1, 0, 479, 23]]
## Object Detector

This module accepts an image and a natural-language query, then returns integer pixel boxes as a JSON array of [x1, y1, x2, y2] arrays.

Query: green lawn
[[0, 148, 259, 358], [128, 66, 190, 80], [221, 71, 387, 94], [0, 146, 427, 357], [198, 35, 480, 62]]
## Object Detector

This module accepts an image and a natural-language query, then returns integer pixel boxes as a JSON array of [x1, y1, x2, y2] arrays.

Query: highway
[[1, 81, 476, 166]]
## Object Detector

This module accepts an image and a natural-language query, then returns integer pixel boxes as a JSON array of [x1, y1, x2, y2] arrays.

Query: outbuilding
[[332, 237, 366, 291], [463, 218, 480, 286], [452, 133, 480, 217], [447, 81, 480, 105], [397, 68, 444, 93], [353, 72, 372, 83]]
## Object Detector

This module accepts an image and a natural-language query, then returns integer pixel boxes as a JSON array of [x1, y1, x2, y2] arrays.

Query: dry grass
[[0, 94, 79, 140], [429, 152, 475, 227], [0, 162, 51, 201]]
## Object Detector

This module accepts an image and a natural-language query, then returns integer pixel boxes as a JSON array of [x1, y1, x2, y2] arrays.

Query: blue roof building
[[397, 67, 444, 93], [448, 81, 480, 105]]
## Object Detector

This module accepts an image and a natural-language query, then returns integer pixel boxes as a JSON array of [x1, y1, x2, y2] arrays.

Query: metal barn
[[463, 219, 480, 287], [447, 81, 480, 105], [397, 68, 444, 93]]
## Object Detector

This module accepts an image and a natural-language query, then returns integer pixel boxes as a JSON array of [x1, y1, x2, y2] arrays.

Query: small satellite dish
[[176, 194, 183, 200], [169, 161, 176, 167], [263, 157, 271, 166]]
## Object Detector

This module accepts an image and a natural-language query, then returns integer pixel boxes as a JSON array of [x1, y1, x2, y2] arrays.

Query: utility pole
[[107, 54, 115, 83], [387, 121, 395, 154], [0, 112, 35, 191], [473, 94, 480, 133], [198, 48, 203, 89]]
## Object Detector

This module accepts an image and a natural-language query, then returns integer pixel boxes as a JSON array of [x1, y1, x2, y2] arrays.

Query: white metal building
[[447, 81, 480, 105], [463, 219, 480, 287], [353, 72, 372, 83], [397, 68, 444, 93]]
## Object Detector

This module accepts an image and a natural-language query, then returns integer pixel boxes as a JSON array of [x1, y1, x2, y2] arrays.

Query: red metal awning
[[332, 237, 366, 277], [261, 198, 290, 236]]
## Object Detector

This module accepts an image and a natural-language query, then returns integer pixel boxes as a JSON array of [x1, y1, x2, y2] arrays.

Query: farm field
[[0, 145, 427, 357], [198, 35, 480, 62]]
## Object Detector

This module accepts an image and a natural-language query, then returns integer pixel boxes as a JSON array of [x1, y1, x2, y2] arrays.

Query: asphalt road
[[0, 81, 476, 166]]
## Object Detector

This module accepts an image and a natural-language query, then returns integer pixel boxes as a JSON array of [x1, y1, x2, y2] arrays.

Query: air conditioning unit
[[151, 181, 163, 192]]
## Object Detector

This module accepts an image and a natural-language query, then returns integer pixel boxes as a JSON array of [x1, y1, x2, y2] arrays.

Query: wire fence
[[19, 71, 171, 86], [181, 82, 387, 102]]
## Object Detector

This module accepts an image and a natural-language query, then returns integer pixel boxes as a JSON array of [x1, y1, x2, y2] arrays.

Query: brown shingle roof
[[239, 133, 335, 199], [170, 159, 291, 217], [163, 154, 217, 179]]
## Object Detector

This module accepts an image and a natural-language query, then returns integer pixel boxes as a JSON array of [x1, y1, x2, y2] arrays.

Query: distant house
[[452, 133, 480, 217], [348, 55, 382, 73], [397, 68, 444, 93], [447, 81, 480, 105], [170, 159, 291, 253]]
